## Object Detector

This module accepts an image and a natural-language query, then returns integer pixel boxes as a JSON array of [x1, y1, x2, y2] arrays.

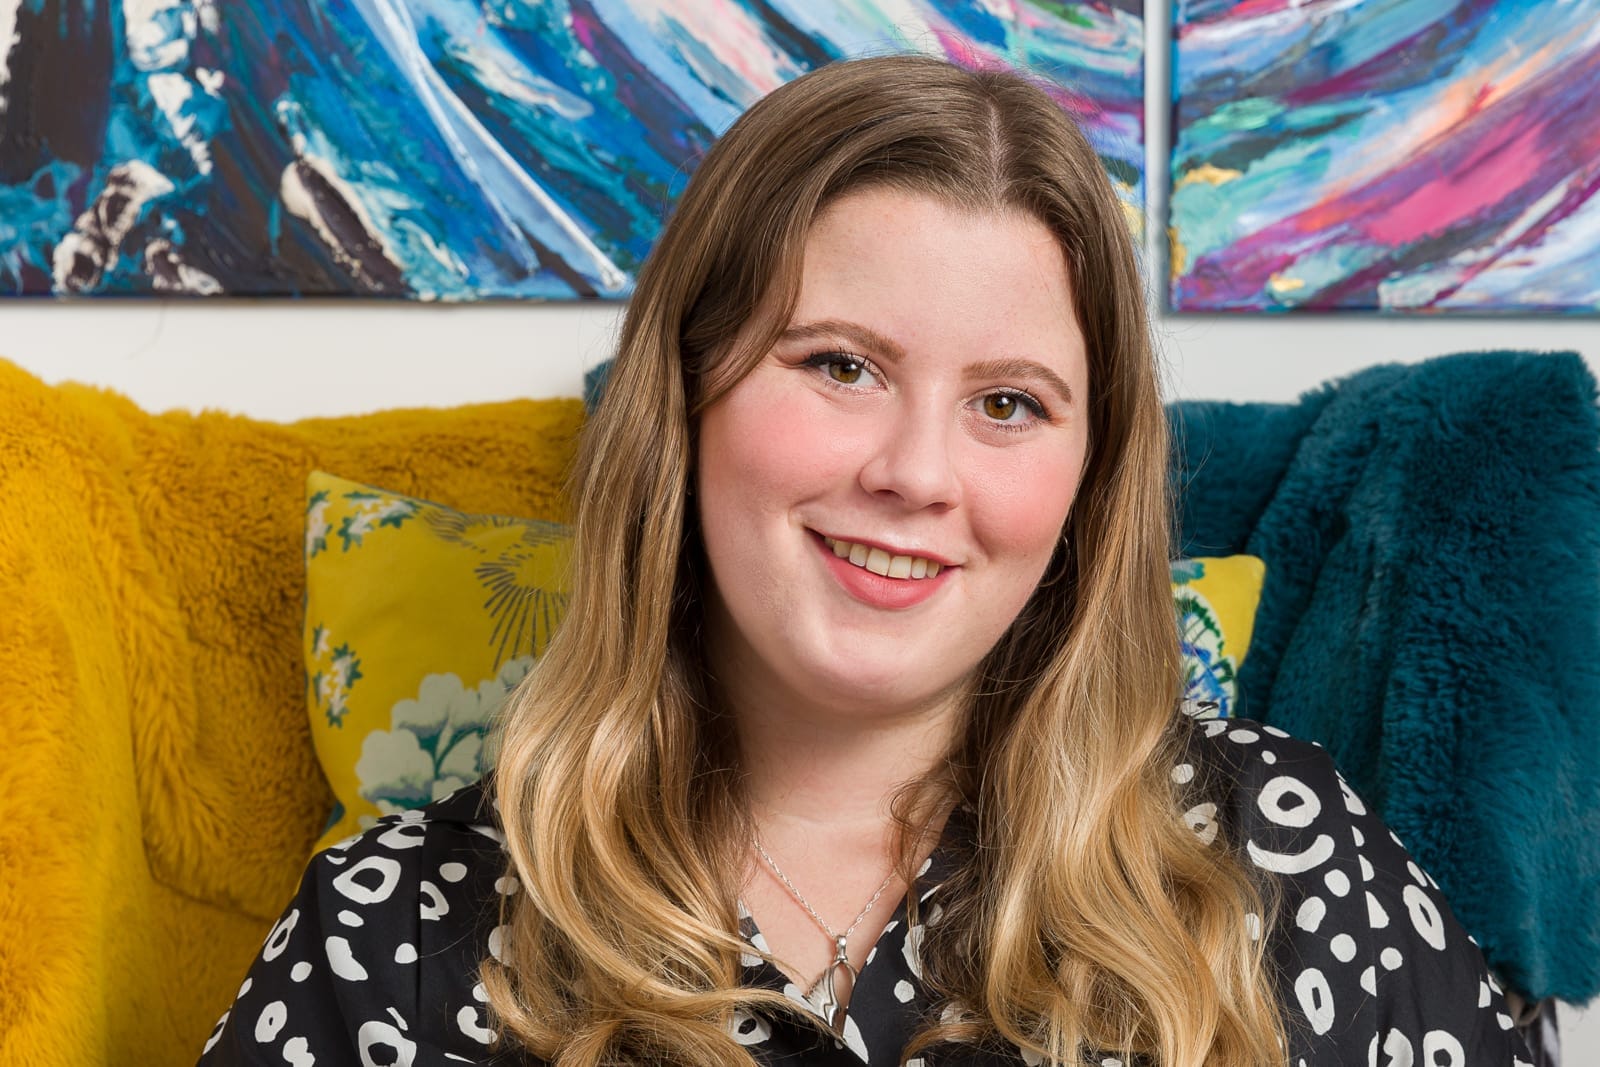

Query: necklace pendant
[[814, 935, 857, 1032]]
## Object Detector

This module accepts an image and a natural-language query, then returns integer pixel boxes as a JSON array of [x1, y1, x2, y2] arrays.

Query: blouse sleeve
[[1193, 718, 1536, 1067], [194, 805, 506, 1065]]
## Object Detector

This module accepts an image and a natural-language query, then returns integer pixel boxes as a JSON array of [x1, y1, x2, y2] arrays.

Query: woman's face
[[695, 186, 1091, 724]]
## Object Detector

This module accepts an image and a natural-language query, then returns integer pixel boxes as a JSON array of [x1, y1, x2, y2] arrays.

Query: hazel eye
[[982, 393, 1019, 421], [976, 390, 1048, 428], [799, 350, 877, 388], [828, 358, 865, 384]]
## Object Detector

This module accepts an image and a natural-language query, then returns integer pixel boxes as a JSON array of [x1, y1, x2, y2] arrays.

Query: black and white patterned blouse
[[197, 718, 1535, 1065]]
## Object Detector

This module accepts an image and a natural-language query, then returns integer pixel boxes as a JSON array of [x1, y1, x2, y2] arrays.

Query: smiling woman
[[696, 190, 1089, 730], [197, 55, 1535, 1067]]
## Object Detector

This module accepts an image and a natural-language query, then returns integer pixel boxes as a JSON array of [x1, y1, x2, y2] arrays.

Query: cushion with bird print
[[303, 471, 570, 849]]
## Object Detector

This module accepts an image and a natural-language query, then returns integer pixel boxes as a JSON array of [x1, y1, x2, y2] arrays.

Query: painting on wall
[[1169, 0, 1600, 313], [0, 1, 1143, 302]]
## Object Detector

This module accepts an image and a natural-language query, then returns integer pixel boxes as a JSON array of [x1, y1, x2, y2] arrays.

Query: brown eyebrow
[[964, 358, 1076, 406], [777, 319, 907, 363], [782, 319, 1077, 407]]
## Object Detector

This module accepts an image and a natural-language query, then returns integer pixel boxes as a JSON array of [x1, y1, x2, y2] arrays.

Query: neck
[[740, 704, 959, 829], [722, 665, 965, 832]]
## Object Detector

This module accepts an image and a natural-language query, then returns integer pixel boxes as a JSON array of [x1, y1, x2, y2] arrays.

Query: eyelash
[[798, 351, 1051, 429]]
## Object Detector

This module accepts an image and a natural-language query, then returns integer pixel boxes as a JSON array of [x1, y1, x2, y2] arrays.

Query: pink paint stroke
[[1183, 33, 1600, 309]]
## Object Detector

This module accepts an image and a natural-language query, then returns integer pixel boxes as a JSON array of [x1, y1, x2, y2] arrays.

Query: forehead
[[787, 187, 1085, 378]]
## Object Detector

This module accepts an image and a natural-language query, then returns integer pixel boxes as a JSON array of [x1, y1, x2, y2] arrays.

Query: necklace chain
[[752, 836, 895, 943]]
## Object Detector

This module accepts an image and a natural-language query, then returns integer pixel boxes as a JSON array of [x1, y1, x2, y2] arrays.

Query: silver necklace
[[751, 836, 896, 1032]]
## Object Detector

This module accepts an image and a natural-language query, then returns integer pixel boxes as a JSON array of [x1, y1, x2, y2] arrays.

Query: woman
[[199, 56, 1532, 1066]]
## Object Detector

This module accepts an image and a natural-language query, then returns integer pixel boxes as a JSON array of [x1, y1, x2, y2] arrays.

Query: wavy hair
[[482, 54, 1286, 1066]]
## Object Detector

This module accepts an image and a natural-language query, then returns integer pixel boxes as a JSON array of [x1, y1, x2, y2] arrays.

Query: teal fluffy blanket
[[1172, 351, 1600, 1002]]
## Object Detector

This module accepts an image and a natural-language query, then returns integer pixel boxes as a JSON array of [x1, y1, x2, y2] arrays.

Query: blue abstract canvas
[[0, 1, 1143, 301]]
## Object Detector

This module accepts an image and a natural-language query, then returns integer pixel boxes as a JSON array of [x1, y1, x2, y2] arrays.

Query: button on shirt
[[197, 719, 1535, 1065]]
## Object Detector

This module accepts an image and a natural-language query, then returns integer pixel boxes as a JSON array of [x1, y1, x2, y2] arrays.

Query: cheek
[[696, 381, 838, 537], [966, 443, 1086, 572]]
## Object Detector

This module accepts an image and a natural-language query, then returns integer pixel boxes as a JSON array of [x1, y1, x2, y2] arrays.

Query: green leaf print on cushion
[[353, 657, 532, 825], [308, 624, 363, 727], [336, 491, 419, 551]]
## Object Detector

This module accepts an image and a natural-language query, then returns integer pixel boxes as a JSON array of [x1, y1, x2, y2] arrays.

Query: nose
[[857, 404, 963, 510]]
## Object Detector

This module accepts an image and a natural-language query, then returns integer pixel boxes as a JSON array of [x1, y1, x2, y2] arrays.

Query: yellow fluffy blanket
[[0, 358, 582, 1065]]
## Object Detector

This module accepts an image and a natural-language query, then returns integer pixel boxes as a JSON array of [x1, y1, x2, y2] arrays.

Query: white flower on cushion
[[356, 728, 439, 811], [355, 658, 532, 820]]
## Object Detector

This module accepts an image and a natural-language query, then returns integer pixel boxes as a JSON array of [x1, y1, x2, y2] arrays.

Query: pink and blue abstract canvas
[[1169, 0, 1600, 313], [0, 1, 1143, 301]]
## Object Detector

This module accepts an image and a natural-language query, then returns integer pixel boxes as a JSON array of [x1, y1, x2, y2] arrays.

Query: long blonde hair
[[483, 55, 1286, 1066]]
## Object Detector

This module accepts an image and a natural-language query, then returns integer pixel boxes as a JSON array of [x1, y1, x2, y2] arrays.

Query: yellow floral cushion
[[304, 471, 570, 849], [1171, 554, 1267, 717]]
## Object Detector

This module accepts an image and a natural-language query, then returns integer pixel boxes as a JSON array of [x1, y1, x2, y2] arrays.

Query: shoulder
[[1178, 716, 1533, 1066], [310, 779, 508, 937], [1176, 714, 1355, 865], [197, 781, 519, 1064]]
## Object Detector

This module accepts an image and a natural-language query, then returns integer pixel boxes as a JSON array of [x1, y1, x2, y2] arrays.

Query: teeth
[[823, 537, 944, 580]]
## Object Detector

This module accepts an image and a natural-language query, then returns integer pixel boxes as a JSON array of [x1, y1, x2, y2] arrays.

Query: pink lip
[[811, 531, 953, 610]]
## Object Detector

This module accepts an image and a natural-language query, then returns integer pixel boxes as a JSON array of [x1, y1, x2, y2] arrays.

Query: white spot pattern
[[254, 1001, 287, 1042], [1258, 775, 1321, 827], [728, 1009, 771, 1045], [332, 856, 401, 905], [1404, 884, 1447, 950], [1184, 802, 1220, 845], [282, 1035, 315, 1067], [1295, 967, 1336, 1035], [356, 1019, 415, 1067], [325, 936, 368, 981], [261, 910, 298, 962]]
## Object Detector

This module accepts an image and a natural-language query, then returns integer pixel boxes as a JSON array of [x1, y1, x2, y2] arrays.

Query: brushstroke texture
[[1170, 0, 1600, 312], [0, 0, 1143, 300]]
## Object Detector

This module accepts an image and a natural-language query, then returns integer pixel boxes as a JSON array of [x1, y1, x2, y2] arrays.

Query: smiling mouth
[[822, 536, 945, 579]]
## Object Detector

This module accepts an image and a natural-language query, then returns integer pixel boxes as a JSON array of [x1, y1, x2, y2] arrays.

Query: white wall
[[2, 0, 1596, 1055], [2, 299, 1595, 418]]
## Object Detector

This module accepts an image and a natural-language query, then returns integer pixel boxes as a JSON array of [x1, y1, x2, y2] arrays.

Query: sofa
[[0, 348, 1595, 1064]]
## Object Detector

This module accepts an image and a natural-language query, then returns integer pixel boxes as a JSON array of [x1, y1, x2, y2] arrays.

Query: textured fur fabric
[[1172, 351, 1600, 1003], [0, 359, 582, 1065]]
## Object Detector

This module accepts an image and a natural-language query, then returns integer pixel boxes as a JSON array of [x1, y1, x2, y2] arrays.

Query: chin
[[800, 664, 965, 722]]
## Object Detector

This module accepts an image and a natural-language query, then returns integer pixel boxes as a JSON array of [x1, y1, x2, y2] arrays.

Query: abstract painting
[[1169, 0, 1600, 313], [0, 1, 1143, 301]]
